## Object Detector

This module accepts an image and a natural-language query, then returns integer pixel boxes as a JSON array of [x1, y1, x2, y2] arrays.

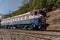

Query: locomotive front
[[30, 9, 47, 30]]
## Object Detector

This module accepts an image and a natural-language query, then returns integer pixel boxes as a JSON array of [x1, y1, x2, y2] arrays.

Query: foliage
[[2, 0, 60, 19]]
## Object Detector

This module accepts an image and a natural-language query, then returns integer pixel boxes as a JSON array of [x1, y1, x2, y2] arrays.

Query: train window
[[23, 17, 25, 20], [16, 18, 17, 21], [14, 19, 15, 21], [15, 18, 17, 21], [11, 19, 12, 21], [26, 16, 29, 19], [34, 11, 37, 15], [13, 19, 15, 21], [25, 16, 26, 20], [21, 17, 23, 20], [13, 18, 15, 21], [17, 17, 19, 21], [19, 17, 21, 20], [29, 15, 31, 19]]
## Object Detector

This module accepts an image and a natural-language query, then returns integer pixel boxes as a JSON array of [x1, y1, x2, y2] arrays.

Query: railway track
[[1, 29, 60, 35], [0, 29, 60, 40], [9, 29, 60, 40]]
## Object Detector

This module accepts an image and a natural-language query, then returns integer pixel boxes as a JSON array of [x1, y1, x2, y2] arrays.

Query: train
[[1, 9, 47, 30]]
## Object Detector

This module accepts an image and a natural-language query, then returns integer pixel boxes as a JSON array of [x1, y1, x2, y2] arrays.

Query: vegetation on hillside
[[2, 0, 60, 19]]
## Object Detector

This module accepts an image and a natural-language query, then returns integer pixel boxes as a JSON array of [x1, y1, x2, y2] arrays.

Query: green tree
[[2, 0, 60, 19]]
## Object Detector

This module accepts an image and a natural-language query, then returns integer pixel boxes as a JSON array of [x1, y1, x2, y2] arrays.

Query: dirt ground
[[47, 9, 60, 30]]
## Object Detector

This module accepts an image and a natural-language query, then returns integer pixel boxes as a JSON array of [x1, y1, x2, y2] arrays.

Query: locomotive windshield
[[30, 9, 47, 17], [34, 11, 37, 15], [37, 10, 47, 17]]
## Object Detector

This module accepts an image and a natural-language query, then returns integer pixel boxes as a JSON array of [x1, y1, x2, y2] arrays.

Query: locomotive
[[1, 9, 47, 30]]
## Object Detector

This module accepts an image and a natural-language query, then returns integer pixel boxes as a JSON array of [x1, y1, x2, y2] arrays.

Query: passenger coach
[[1, 9, 47, 30]]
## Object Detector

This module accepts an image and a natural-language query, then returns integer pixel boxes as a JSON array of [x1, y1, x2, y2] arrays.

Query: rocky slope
[[47, 9, 60, 30]]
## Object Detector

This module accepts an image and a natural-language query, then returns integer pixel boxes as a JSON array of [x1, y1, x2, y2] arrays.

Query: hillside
[[2, 0, 60, 19], [47, 9, 60, 30]]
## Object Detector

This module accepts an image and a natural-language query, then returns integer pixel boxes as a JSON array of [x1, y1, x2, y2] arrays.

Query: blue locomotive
[[1, 9, 47, 30]]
